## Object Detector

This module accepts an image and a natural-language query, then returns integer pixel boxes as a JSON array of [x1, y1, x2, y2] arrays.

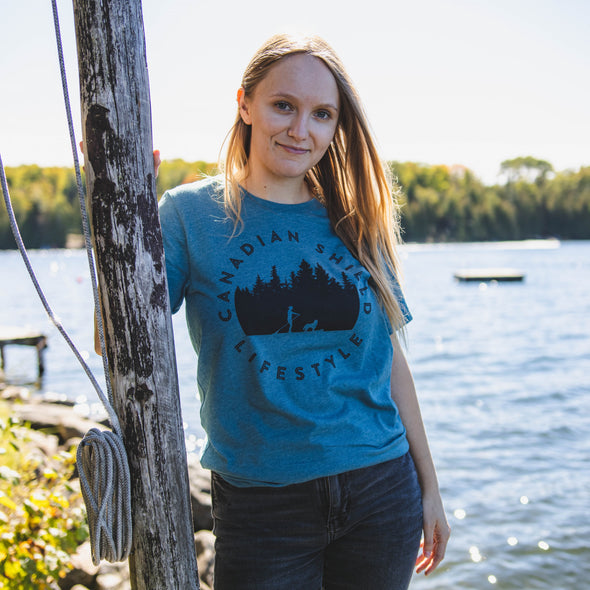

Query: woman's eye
[[315, 110, 331, 120], [275, 101, 292, 111]]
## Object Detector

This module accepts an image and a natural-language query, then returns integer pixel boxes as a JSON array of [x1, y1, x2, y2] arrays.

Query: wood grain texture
[[72, 1, 199, 587]]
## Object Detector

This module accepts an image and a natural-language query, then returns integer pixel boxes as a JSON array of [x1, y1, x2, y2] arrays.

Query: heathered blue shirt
[[159, 177, 411, 486]]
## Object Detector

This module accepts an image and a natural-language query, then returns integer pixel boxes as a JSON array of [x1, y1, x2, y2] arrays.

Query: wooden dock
[[454, 268, 525, 283], [0, 327, 48, 380]]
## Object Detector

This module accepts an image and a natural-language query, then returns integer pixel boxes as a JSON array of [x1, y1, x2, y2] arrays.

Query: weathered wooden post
[[72, 1, 199, 587]]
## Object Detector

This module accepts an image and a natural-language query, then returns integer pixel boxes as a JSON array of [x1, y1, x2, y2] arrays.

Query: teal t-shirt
[[159, 177, 410, 486]]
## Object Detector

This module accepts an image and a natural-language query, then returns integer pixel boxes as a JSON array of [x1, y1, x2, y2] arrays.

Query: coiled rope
[[50, 0, 132, 564], [0, 0, 132, 566]]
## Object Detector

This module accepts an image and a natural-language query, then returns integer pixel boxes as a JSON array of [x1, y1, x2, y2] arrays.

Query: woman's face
[[238, 53, 340, 187]]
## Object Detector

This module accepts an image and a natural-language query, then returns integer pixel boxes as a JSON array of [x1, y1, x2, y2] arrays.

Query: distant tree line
[[393, 157, 590, 242], [0, 160, 215, 249], [0, 165, 81, 249], [1, 157, 588, 249]]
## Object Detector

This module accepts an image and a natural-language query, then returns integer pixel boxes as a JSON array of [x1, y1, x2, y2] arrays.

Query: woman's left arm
[[390, 334, 451, 575]]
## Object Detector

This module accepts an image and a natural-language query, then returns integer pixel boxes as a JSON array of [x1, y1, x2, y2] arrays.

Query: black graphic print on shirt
[[234, 260, 360, 335], [211, 226, 379, 380]]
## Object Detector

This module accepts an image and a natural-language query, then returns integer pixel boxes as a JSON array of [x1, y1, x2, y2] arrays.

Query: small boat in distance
[[454, 268, 525, 282]]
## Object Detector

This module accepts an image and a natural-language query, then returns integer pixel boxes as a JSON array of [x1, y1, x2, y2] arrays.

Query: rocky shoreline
[[1, 385, 215, 590]]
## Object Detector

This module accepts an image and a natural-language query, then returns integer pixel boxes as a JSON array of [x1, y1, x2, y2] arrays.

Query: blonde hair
[[222, 33, 406, 332]]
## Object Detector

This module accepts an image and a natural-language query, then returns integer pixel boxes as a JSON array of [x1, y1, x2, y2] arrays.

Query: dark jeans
[[211, 452, 423, 590]]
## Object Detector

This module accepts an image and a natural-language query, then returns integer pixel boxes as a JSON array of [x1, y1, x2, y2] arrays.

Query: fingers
[[415, 540, 433, 575], [416, 520, 434, 572], [153, 149, 161, 178], [415, 520, 451, 575]]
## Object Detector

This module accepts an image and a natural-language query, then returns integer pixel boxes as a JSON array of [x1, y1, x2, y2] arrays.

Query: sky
[[1, 0, 589, 185]]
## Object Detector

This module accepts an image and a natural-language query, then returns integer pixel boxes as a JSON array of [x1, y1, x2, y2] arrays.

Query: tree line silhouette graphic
[[235, 260, 360, 335]]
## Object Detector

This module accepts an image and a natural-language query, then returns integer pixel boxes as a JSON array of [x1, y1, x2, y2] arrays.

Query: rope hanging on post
[[76, 429, 132, 564], [0, 0, 134, 566], [0, 152, 132, 566], [50, 0, 132, 565]]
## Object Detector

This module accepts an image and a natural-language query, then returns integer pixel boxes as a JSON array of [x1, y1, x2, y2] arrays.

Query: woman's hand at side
[[415, 487, 450, 575], [389, 334, 451, 575]]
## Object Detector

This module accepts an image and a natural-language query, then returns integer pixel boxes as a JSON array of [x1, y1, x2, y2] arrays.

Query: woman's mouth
[[278, 143, 309, 155]]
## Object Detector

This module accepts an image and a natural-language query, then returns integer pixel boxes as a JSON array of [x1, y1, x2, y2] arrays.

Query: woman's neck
[[242, 173, 313, 205]]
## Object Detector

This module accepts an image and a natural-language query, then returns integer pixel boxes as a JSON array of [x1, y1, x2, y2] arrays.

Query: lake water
[[1, 240, 589, 590]]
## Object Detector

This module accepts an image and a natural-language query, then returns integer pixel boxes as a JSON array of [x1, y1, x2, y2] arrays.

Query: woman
[[158, 33, 450, 589]]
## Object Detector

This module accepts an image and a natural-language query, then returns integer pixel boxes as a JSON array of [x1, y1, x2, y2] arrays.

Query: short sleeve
[[159, 192, 190, 314], [392, 278, 412, 325], [379, 272, 412, 335]]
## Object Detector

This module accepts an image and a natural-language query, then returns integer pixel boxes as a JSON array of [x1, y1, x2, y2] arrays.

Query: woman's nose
[[288, 114, 308, 141]]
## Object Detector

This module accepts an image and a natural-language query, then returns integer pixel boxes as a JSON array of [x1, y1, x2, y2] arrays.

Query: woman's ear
[[237, 87, 252, 125]]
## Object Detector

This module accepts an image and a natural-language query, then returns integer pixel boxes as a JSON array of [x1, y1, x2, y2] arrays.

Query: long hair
[[222, 33, 406, 332]]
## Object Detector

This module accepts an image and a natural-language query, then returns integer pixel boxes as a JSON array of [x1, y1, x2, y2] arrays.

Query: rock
[[65, 435, 84, 449], [10, 401, 107, 444], [0, 384, 31, 401], [94, 573, 122, 590], [59, 542, 130, 590], [94, 560, 130, 590], [195, 529, 216, 589], [95, 567, 130, 590], [187, 455, 213, 532], [26, 427, 60, 459], [59, 542, 99, 589]]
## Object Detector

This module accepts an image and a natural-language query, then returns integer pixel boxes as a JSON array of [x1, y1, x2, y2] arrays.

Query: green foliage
[[1, 166, 82, 249], [2, 158, 589, 247], [540, 166, 590, 239], [155, 159, 220, 200], [391, 160, 590, 242], [0, 405, 88, 588], [500, 156, 554, 184]]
